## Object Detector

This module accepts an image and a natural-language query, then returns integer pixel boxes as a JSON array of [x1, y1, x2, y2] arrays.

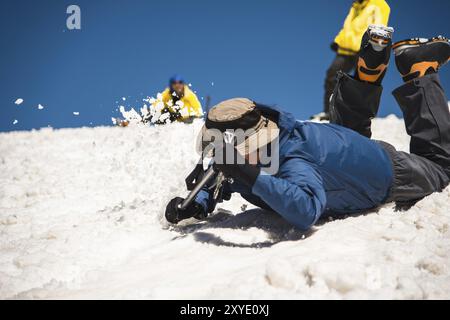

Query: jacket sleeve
[[251, 158, 327, 230], [336, 6, 355, 41], [161, 88, 172, 104], [152, 88, 172, 113], [335, 7, 357, 55], [195, 159, 327, 230], [185, 90, 203, 117]]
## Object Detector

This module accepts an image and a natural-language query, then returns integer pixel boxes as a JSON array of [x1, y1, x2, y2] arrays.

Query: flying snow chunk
[[12, 119, 18, 125], [73, 112, 80, 116], [38, 104, 44, 110], [14, 98, 24, 105], [188, 83, 192, 87], [119, 106, 142, 125], [211, 82, 214, 86], [122, 97, 126, 101], [159, 112, 171, 123]]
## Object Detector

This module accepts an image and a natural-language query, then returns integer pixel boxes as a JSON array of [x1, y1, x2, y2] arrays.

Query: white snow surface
[[1, 116, 449, 300]]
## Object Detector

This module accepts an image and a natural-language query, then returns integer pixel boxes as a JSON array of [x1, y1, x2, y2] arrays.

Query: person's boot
[[355, 25, 394, 86], [393, 36, 450, 82]]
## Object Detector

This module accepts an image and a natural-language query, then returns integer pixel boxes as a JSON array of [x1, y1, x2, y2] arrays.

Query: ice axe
[[178, 165, 217, 210], [180, 160, 231, 212], [178, 135, 236, 210]]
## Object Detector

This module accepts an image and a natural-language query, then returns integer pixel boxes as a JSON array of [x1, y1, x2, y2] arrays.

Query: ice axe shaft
[[178, 166, 216, 210]]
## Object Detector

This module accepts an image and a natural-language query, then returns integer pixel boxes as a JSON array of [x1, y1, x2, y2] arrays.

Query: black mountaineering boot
[[393, 36, 450, 82], [355, 25, 394, 86]]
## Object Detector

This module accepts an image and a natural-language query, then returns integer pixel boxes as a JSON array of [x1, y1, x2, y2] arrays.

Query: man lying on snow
[[165, 26, 450, 231]]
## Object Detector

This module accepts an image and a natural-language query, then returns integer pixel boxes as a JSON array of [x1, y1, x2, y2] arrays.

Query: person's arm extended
[[185, 89, 203, 118], [251, 159, 327, 230], [334, 6, 356, 53], [166, 168, 219, 224], [160, 88, 172, 104], [215, 158, 327, 231]]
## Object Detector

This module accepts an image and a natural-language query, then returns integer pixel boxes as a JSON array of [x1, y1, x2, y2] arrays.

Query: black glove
[[330, 42, 339, 52], [165, 197, 206, 224], [214, 163, 260, 188]]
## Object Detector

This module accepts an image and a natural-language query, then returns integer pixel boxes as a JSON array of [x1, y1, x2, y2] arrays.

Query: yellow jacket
[[161, 85, 203, 119], [334, 0, 390, 55]]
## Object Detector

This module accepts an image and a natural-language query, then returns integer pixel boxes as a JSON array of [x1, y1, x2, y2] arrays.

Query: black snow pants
[[324, 54, 358, 113], [330, 72, 450, 204]]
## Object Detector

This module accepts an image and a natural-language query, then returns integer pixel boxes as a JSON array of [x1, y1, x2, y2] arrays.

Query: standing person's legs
[[323, 54, 357, 114]]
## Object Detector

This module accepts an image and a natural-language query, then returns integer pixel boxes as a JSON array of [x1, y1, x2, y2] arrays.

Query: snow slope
[[1, 116, 449, 299]]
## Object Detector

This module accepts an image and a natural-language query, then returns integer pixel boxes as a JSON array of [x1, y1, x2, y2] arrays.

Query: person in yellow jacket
[[114, 75, 203, 127], [159, 74, 203, 122], [312, 0, 390, 121]]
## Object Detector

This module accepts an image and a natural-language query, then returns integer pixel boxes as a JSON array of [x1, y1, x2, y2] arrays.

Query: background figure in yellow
[[116, 75, 203, 126], [312, 0, 390, 120], [160, 74, 203, 122]]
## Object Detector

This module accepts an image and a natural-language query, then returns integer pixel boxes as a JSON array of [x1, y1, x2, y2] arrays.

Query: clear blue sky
[[1, 0, 449, 132]]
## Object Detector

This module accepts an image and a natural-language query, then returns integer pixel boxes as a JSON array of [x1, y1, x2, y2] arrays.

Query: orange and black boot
[[355, 25, 394, 86], [393, 36, 450, 82]]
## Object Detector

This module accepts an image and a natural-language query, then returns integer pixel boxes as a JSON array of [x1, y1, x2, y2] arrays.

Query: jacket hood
[[255, 103, 297, 148]]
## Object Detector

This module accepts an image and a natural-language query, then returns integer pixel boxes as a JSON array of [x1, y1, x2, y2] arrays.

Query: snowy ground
[[1, 116, 449, 300]]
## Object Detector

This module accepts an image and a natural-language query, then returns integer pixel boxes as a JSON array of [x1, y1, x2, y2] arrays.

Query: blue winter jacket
[[195, 106, 394, 230]]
